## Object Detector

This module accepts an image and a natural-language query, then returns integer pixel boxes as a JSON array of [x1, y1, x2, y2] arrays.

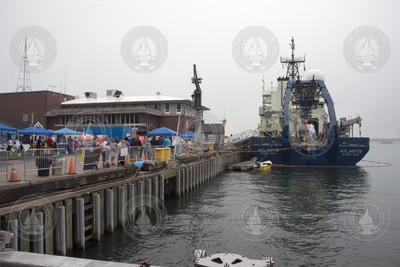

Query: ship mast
[[280, 37, 305, 80]]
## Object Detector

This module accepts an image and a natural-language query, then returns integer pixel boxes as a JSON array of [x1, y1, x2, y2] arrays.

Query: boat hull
[[250, 136, 370, 166]]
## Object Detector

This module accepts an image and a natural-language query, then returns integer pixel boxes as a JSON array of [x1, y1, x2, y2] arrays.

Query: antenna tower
[[16, 36, 31, 92]]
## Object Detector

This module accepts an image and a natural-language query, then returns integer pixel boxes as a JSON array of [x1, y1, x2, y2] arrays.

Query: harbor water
[[74, 143, 400, 266]]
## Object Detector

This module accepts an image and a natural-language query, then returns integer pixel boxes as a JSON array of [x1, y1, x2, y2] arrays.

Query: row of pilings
[[2, 173, 165, 255], [175, 156, 223, 197]]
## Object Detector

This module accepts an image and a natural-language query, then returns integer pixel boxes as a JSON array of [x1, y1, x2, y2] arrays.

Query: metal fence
[[0, 144, 194, 182], [0, 148, 68, 181]]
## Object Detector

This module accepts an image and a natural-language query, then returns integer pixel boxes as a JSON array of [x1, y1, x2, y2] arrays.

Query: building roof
[[62, 94, 190, 105], [0, 90, 73, 97]]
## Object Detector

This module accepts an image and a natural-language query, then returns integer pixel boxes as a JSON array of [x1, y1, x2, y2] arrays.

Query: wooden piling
[[93, 194, 101, 242], [64, 199, 73, 251], [118, 186, 126, 227], [55, 206, 66, 255], [128, 183, 136, 221], [32, 211, 44, 254], [19, 209, 29, 252], [44, 203, 54, 255], [138, 180, 145, 217], [159, 175, 165, 204], [105, 189, 114, 233], [112, 188, 118, 229], [7, 219, 18, 251], [75, 198, 85, 250], [176, 167, 181, 197], [153, 175, 159, 203], [184, 167, 188, 194], [147, 178, 152, 212]]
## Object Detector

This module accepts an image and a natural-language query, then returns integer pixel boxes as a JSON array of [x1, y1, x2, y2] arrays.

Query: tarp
[[181, 131, 195, 138], [19, 126, 54, 135], [0, 123, 18, 132], [83, 126, 132, 140], [146, 127, 178, 137], [53, 127, 81, 135]]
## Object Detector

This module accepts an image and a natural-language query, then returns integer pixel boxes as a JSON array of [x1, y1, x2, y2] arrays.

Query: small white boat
[[194, 250, 274, 267], [253, 160, 272, 171]]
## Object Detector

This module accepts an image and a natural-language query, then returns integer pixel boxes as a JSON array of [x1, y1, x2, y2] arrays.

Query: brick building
[[0, 91, 74, 129], [46, 90, 208, 135]]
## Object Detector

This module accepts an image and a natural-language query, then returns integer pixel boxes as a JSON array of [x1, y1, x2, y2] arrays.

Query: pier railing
[[0, 145, 183, 182]]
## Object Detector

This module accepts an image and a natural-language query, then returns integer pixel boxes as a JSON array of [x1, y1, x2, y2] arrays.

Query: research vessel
[[250, 38, 369, 166]]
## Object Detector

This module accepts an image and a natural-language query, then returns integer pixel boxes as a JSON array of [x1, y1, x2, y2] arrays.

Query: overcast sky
[[0, 0, 398, 138]]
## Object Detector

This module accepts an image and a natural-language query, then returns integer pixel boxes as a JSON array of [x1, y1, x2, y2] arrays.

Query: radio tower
[[16, 36, 31, 92]]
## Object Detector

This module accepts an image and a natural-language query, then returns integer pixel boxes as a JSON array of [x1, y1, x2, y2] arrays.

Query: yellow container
[[209, 142, 215, 152], [155, 148, 164, 161], [163, 147, 171, 160]]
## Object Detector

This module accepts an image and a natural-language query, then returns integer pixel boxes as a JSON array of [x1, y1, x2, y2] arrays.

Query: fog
[[0, 0, 399, 138]]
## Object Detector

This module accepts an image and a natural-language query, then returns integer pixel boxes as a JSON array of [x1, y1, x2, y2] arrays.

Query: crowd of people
[[1, 133, 192, 162]]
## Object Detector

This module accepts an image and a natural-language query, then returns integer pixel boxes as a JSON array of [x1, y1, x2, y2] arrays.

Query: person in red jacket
[[46, 136, 53, 148]]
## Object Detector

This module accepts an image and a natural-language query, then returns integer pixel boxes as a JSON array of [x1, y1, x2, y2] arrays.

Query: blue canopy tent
[[53, 127, 81, 135], [181, 131, 195, 138], [146, 127, 178, 137], [0, 123, 18, 133], [19, 126, 54, 135]]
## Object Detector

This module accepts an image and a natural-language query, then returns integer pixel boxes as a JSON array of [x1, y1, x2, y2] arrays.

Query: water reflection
[[250, 167, 370, 265], [74, 167, 371, 266]]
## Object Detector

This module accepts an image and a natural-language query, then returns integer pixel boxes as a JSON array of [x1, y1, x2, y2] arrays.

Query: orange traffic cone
[[8, 161, 19, 182], [68, 158, 76, 174], [145, 152, 148, 160], [187, 149, 190, 157], [125, 154, 130, 165]]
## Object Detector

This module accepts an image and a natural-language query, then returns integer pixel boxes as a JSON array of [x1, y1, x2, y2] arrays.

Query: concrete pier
[[0, 151, 250, 256], [0, 251, 164, 267]]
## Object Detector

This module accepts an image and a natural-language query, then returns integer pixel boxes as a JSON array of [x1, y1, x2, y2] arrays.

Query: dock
[[227, 160, 255, 171], [0, 151, 251, 263]]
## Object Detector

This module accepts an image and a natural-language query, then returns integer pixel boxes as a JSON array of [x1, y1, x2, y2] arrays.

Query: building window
[[22, 114, 29, 122], [165, 103, 169, 113], [177, 103, 181, 113], [154, 103, 160, 110], [115, 114, 121, 124]]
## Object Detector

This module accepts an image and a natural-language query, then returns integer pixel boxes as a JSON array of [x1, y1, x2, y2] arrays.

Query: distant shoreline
[[370, 138, 400, 142]]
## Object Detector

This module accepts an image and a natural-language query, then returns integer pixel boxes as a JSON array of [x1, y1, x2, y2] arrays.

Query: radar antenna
[[280, 37, 305, 81]]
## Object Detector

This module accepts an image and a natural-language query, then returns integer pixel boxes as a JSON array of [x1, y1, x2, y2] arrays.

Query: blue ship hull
[[250, 136, 370, 166]]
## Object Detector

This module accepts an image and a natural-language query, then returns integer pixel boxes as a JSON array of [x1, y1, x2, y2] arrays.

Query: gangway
[[224, 129, 259, 146]]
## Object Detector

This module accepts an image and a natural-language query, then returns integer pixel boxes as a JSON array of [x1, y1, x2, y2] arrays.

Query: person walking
[[132, 136, 142, 160], [110, 138, 117, 166], [144, 137, 151, 160], [67, 136, 73, 153], [118, 138, 127, 166], [101, 137, 109, 168]]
